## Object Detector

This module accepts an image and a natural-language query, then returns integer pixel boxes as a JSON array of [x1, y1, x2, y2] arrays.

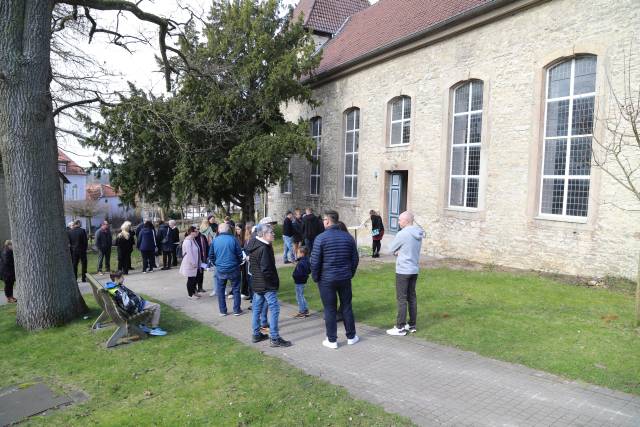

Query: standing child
[[292, 246, 311, 318]]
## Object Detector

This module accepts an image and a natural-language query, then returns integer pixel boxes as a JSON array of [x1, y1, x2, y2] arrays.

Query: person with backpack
[[1, 240, 16, 303], [104, 271, 167, 336], [369, 209, 385, 258]]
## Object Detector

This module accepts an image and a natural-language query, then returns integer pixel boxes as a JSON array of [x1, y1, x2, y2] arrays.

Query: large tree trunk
[[0, 1, 87, 330], [241, 195, 255, 224]]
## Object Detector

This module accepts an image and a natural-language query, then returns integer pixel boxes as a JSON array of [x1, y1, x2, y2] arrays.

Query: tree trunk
[[241, 195, 255, 224], [636, 252, 640, 327], [0, 1, 87, 330]]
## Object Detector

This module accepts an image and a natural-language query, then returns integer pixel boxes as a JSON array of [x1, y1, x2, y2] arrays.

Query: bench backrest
[[98, 289, 128, 325], [86, 275, 108, 311]]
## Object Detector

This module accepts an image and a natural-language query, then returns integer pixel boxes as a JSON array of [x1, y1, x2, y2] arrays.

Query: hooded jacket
[[388, 225, 425, 275], [245, 237, 279, 293]]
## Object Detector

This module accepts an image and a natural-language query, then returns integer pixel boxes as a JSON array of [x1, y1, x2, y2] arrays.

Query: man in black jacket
[[68, 219, 88, 282], [282, 211, 295, 264], [246, 223, 292, 348], [302, 207, 324, 254], [95, 220, 112, 275]]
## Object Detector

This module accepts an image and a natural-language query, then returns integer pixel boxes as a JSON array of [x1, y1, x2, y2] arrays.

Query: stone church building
[[268, 0, 640, 278]]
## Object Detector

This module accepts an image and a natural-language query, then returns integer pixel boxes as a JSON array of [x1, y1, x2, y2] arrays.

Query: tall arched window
[[310, 117, 322, 196], [540, 55, 596, 218], [449, 80, 483, 208], [389, 96, 411, 145], [280, 159, 292, 194], [344, 108, 360, 198]]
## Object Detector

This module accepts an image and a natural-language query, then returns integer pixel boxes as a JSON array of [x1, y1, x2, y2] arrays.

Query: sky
[[56, 0, 345, 166]]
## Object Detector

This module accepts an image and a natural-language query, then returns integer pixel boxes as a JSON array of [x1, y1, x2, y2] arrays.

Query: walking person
[[208, 223, 243, 316], [115, 221, 135, 275], [95, 220, 113, 275], [137, 221, 157, 273], [386, 211, 425, 336], [292, 246, 311, 318], [68, 219, 88, 282], [282, 211, 295, 264], [193, 228, 209, 294], [168, 220, 180, 267], [311, 210, 359, 349], [180, 226, 201, 300], [246, 223, 291, 347], [0, 240, 16, 303], [369, 210, 385, 258], [302, 207, 324, 254]]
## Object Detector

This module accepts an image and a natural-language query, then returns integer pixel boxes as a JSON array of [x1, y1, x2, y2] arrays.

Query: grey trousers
[[396, 273, 418, 328]]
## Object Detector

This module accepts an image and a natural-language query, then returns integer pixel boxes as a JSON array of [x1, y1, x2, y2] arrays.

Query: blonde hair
[[119, 221, 131, 239], [199, 218, 210, 233], [3, 240, 12, 249]]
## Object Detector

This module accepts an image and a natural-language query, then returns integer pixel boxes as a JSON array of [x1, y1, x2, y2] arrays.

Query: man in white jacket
[[387, 211, 425, 336]]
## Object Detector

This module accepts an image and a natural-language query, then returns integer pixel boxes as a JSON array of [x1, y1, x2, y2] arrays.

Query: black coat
[[115, 233, 135, 255], [68, 227, 88, 254], [95, 228, 113, 251], [0, 248, 15, 283], [157, 224, 174, 252], [282, 216, 295, 237], [245, 237, 279, 293], [302, 214, 324, 240]]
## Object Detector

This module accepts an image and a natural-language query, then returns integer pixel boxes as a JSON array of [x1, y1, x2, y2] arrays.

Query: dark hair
[[369, 209, 376, 215], [185, 225, 197, 237], [144, 220, 153, 228], [337, 221, 348, 232], [110, 270, 124, 280], [323, 209, 339, 224], [298, 246, 308, 256], [211, 222, 218, 233], [286, 210, 292, 215]]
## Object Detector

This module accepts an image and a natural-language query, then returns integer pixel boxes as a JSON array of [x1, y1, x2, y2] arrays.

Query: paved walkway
[[96, 268, 640, 427]]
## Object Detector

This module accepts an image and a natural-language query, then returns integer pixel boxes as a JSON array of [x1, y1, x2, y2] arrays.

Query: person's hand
[[393, 251, 398, 256]]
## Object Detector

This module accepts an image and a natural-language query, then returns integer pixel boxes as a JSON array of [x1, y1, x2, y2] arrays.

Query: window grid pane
[[449, 80, 483, 208], [344, 109, 359, 198], [390, 96, 411, 145], [540, 56, 596, 218], [310, 117, 321, 195]]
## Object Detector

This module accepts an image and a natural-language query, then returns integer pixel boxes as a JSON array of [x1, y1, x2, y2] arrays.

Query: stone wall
[[269, 0, 640, 278]]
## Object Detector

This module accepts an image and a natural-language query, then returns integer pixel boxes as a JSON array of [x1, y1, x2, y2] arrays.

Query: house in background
[[57, 149, 88, 226], [86, 183, 134, 223]]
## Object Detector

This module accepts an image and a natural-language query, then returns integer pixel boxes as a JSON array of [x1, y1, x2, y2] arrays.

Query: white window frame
[[538, 56, 596, 222], [310, 117, 321, 196], [71, 184, 78, 200], [389, 96, 411, 146], [344, 109, 359, 199], [58, 162, 67, 173], [280, 159, 293, 194], [448, 81, 483, 210]]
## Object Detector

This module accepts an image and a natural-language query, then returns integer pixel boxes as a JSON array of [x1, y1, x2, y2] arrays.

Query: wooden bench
[[86, 274, 153, 348]]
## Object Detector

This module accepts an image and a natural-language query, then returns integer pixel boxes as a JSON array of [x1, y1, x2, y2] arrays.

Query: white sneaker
[[210, 290, 216, 296], [227, 294, 234, 299], [347, 335, 360, 345], [386, 326, 407, 336], [322, 338, 338, 349], [404, 324, 417, 333], [188, 295, 200, 301]]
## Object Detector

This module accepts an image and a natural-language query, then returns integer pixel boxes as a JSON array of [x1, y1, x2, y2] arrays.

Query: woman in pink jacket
[[180, 226, 201, 300]]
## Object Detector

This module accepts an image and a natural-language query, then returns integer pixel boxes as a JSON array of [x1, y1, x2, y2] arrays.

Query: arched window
[[449, 80, 483, 208], [310, 117, 322, 195], [389, 96, 411, 145], [540, 55, 596, 218], [344, 108, 360, 198]]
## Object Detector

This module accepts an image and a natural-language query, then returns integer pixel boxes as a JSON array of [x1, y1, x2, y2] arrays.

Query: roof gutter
[[307, 0, 544, 86]]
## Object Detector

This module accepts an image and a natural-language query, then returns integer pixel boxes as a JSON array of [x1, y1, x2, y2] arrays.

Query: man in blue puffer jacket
[[208, 223, 243, 316], [310, 210, 359, 349]]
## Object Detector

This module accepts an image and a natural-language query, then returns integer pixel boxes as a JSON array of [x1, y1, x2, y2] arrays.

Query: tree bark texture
[[0, 1, 87, 329], [241, 196, 255, 224]]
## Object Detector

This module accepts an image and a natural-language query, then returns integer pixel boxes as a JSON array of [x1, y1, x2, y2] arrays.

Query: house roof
[[293, 0, 370, 35], [312, 0, 494, 78], [86, 184, 120, 201], [57, 149, 86, 176]]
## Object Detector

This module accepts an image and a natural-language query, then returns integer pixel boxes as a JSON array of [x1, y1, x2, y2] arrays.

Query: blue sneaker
[[149, 328, 167, 336], [139, 324, 151, 334]]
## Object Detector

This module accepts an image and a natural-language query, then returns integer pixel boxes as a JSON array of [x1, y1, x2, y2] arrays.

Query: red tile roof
[[312, 0, 493, 77], [293, 0, 370, 35], [57, 149, 86, 176], [86, 184, 120, 200]]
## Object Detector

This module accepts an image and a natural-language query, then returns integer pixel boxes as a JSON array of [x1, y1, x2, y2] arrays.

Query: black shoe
[[270, 337, 292, 347], [81, 276, 87, 283], [252, 333, 269, 343]]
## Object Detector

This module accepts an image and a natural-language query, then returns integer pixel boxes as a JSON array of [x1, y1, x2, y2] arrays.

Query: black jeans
[[71, 251, 87, 280], [304, 238, 314, 255], [141, 250, 155, 272], [372, 240, 381, 257], [318, 279, 356, 343], [97, 249, 111, 272], [117, 249, 131, 274], [4, 278, 14, 299], [186, 276, 198, 297], [396, 273, 418, 328], [162, 251, 174, 269], [195, 269, 204, 292]]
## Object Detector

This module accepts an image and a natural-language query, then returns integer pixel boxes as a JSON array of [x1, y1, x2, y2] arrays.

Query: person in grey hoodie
[[386, 211, 425, 336]]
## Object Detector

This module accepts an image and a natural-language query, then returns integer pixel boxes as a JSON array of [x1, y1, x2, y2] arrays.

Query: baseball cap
[[259, 216, 277, 225]]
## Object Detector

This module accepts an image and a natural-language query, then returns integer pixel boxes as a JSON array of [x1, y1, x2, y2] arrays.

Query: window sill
[[534, 215, 588, 224], [386, 144, 410, 152], [443, 207, 484, 220]]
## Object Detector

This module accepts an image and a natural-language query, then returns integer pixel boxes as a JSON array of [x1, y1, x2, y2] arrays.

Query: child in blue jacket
[[292, 246, 311, 318]]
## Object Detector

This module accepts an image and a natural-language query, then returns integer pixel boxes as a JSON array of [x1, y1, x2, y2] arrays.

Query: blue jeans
[[318, 279, 356, 343], [216, 270, 241, 314], [304, 238, 314, 254], [252, 291, 280, 339], [295, 284, 308, 312], [283, 235, 294, 262]]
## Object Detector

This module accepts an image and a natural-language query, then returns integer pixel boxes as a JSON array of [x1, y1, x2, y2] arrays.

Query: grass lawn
[[0, 301, 411, 426], [278, 263, 640, 395]]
